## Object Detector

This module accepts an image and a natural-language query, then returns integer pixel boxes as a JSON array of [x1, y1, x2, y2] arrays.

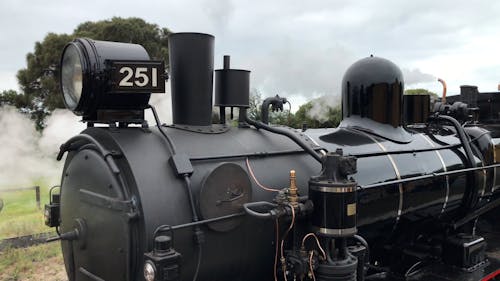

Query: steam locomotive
[[44, 33, 500, 281]]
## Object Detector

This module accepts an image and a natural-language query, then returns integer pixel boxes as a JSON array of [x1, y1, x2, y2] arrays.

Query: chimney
[[168, 33, 214, 126]]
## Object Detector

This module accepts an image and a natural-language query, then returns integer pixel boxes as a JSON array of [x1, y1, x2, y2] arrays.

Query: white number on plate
[[118, 67, 134, 86], [118, 67, 159, 87]]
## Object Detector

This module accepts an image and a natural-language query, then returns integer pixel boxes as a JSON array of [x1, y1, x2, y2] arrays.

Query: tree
[[15, 17, 171, 130], [247, 89, 295, 126], [293, 98, 342, 129], [246, 91, 342, 129], [248, 89, 263, 121], [0, 90, 28, 108], [405, 88, 438, 98]]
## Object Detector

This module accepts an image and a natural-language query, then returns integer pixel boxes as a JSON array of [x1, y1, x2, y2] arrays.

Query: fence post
[[35, 186, 41, 210]]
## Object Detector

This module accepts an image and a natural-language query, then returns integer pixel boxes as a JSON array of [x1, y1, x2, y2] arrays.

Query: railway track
[[0, 232, 56, 251]]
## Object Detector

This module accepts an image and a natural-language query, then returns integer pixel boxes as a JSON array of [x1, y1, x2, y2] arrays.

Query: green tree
[[246, 92, 342, 129], [248, 89, 263, 121], [293, 99, 341, 129], [404, 88, 438, 98], [15, 17, 171, 130], [0, 90, 29, 108]]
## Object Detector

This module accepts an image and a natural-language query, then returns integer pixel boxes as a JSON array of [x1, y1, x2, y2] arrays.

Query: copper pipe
[[438, 78, 447, 103]]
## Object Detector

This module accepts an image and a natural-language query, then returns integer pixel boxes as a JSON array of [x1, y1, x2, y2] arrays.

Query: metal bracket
[[79, 189, 135, 213]]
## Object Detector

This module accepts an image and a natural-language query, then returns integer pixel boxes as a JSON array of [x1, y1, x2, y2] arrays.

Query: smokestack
[[168, 33, 214, 126], [460, 85, 479, 108]]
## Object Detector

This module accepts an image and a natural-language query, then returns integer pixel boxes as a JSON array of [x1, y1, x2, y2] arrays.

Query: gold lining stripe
[[420, 134, 450, 215], [491, 139, 498, 192], [313, 226, 357, 236], [353, 129, 403, 228]]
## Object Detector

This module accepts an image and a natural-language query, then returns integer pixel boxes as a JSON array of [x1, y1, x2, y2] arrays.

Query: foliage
[[293, 101, 341, 128], [0, 90, 27, 107], [248, 89, 263, 121], [247, 91, 342, 128], [405, 88, 438, 97], [13, 17, 171, 130]]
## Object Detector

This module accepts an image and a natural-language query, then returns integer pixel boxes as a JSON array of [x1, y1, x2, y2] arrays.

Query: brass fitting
[[288, 170, 299, 208]]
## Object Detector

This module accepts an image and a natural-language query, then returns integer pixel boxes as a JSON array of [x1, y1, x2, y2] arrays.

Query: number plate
[[108, 60, 165, 93]]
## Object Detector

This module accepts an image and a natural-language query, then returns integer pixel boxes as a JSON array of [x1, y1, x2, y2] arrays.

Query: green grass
[[0, 182, 66, 280], [0, 182, 54, 239]]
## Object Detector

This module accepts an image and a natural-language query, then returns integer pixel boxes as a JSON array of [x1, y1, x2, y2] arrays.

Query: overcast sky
[[1, 0, 500, 109]]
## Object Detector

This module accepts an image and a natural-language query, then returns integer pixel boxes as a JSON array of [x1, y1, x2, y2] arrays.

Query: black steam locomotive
[[44, 33, 500, 281]]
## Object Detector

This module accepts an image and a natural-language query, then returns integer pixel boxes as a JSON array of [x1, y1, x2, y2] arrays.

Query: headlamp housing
[[59, 38, 165, 122]]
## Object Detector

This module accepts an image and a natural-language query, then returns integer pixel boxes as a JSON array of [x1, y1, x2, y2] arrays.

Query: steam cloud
[[0, 106, 85, 189], [402, 68, 436, 85], [248, 40, 355, 100], [0, 82, 172, 190], [203, 0, 235, 31], [146, 82, 172, 125], [306, 95, 341, 123]]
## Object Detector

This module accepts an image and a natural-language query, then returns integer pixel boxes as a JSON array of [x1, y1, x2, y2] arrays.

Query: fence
[[0, 186, 41, 211]]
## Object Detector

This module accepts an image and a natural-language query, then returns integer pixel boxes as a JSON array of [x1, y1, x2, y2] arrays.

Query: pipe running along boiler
[[44, 33, 500, 281]]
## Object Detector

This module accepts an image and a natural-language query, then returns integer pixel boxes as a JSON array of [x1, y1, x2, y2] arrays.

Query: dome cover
[[341, 56, 404, 128]]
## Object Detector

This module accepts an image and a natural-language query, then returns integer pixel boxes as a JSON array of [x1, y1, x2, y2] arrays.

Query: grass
[[0, 242, 66, 281], [0, 183, 54, 239], [0, 182, 66, 280]]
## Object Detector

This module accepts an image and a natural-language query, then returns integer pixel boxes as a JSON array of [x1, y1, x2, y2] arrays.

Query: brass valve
[[288, 170, 299, 208]]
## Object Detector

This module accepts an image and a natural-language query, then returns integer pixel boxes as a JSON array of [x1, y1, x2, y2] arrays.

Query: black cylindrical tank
[[58, 123, 492, 281], [403, 94, 430, 124], [214, 56, 250, 108], [168, 33, 214, 126], [59, 126, 320, 281], [306, 127, 485, 230]]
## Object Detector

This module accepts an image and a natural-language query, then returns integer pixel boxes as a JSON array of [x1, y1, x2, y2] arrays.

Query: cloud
[[202, 0, 235, 31], [2, 0, 500, 100], [246, 38, 355, 100]]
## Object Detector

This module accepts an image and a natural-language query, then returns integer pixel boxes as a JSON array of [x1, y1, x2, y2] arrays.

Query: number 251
[[119, 67, 158, 87]]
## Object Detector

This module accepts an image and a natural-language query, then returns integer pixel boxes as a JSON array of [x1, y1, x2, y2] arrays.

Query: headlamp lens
[[144, 261, 156, 281], [61, 44, 83, 110]]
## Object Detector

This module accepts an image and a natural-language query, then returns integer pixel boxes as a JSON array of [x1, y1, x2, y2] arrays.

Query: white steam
[[248, 40, 355, 99], [306, 95, 341, 123], [402, 68, 436, 85], [0, 106, 85, 189], [202, 0, 235, 31], [146, 81, 172, 125], [0, 81, 173, 190]]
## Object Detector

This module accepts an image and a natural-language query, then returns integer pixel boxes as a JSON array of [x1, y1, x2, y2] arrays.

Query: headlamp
[[59, 38, 165, 122], [61, 44, 83, 111], [144, 261, 156, 281]]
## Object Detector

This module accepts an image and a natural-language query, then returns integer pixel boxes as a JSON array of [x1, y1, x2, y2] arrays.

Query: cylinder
[[168, 33, 214, 126], [315, 256, 357, 281], [214, 56, 250, 108], [309, 180, 357, 237], [403, 94, 430, 124], [309, 152, 358, 237], [460, 85, 479, 108]]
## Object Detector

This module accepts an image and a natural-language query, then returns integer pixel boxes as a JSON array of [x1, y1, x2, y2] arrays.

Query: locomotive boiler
[[45, 33, 500, 281]]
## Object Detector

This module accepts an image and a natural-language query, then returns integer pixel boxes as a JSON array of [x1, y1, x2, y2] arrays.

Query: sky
[[1, 0, 500, 110]]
